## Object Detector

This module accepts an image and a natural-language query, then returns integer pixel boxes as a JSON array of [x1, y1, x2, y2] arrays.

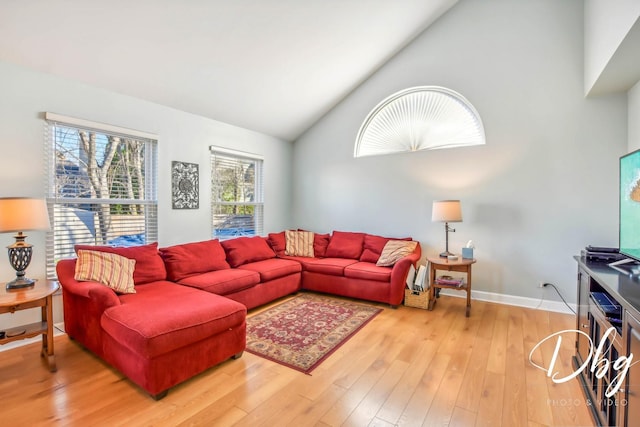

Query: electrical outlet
[[537, 282, 546, 288]]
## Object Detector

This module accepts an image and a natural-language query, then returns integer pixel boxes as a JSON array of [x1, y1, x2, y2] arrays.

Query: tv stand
[[575, 256, 640, 426]]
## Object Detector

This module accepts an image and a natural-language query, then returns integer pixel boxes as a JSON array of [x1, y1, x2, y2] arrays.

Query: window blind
[[210, 147, 264, 240], [44, 115, 158, 278]]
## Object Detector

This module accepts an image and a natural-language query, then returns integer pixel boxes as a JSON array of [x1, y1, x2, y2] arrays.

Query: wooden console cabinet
[[575, 257, 640, 426]]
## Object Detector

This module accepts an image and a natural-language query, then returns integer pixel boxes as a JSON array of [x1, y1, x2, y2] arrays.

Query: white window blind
[[44, 114, 158, 278], [210, 147, 264, 240], [354, 86, 485, 157]]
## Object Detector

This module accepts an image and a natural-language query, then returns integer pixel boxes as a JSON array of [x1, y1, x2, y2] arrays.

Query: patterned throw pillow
[[74, 242, 165, 284], [285, 230, 315, 257], [74, 250, 136, 294], [376, 240, 418, 267]]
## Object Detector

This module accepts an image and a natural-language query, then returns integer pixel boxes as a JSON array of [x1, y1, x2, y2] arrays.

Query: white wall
[[584, 0, 640, 94], [0, 60, 293, 328], [630, 81, 640, 151], [292, 0, 628, 304]]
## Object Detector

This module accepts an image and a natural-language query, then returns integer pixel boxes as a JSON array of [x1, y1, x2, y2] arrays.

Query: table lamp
[[432, 200, 462, 257], [0, 197, 51, 289]]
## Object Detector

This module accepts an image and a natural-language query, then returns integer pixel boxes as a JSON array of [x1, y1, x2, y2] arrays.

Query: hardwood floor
[[0, 294, 595, 426]]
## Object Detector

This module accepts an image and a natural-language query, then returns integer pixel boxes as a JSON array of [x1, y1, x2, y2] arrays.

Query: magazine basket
[[404, 288, 429, 309]]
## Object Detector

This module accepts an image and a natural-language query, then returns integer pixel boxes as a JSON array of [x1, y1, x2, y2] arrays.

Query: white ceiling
[[0, 0, 458, 141]]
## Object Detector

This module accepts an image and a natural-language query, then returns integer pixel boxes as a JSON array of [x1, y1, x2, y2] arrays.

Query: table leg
[[428, 262, 436, 310], [428, 287, 436, 310], [465, 266, 472, 317], [41, 295, 56, 372]]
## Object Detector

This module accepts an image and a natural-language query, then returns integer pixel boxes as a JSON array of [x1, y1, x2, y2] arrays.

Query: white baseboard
[[437, 288, 576, 314]]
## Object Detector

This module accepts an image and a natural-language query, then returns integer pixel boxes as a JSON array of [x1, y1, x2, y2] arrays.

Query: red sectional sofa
[[268, 231, 421, 307], [56, 231, 420, 399]]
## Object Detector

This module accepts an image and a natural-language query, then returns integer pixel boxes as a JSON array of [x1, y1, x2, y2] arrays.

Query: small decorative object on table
[[462, 240, 475, 259]]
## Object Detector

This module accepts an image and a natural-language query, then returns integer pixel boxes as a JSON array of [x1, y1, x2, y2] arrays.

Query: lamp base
[[6, 277, 36, 290], [6, 232, 36, 290], [439, 251, 455, 258]]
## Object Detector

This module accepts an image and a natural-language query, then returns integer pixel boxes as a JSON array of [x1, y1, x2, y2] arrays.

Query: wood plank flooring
[[0, 294, 595, 426]]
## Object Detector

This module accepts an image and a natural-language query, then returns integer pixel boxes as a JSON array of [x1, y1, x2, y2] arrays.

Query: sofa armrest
[[389, 243, 422, 306], [57, 258, 122, 354], [56, 259, 121, 308]]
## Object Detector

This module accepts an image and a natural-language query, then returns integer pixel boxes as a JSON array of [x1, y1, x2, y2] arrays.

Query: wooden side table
[[427, 256, 476, 317], [0, 279, 59, 372]]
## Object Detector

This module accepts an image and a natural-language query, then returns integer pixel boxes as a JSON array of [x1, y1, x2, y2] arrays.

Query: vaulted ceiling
[[0, 0, 458, 141]]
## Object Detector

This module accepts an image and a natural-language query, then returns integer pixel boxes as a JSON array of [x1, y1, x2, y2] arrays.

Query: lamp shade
[[0, 198, 51, 233], [432, 200, 462, 222]]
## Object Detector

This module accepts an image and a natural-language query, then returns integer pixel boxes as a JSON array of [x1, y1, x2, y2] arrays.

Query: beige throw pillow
[[285, 230, 315, 257], [376, 240, 418, 267], [75, 250, 136, 294]]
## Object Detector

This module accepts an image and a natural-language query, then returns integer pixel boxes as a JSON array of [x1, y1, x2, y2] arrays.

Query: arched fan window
[[354, 86, 485, 157]]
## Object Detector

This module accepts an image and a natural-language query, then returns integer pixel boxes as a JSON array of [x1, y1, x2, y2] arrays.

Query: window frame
[[354, 86, 485, 157], [44, 113, 158, 278], [210, 146, 264, 240]]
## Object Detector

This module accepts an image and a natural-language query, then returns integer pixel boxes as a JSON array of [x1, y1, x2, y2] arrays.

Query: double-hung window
[[210, 146, 263, 240], [44, 113, 158, 278]]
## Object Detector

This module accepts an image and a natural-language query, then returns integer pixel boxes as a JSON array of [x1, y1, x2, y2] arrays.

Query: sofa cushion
[[313, 233, 330, 258], [302, 258, 359, 276], [160, 239, 230, 281], [377, 240, 419, 267], [238, 258, 302, 282], [222, 236, 276, 267], [102, 281, 246, 358], [74, 242, 166, 285], [344, 262, 392, 282], [360, 234, 412, 263], [271, 231, 331, 258], [75, 250, 136, 294], [267, 232, 286, 256], [177, 268, 260, 295], [285, 230, 315, 257], [324, 231, 365, 259]]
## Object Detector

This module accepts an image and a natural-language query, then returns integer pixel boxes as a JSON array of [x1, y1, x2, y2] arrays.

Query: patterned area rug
[[245, 293, 383, 374]]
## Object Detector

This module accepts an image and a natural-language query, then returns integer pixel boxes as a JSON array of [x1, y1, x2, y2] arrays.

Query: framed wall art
[[171, 161, 199, 209]]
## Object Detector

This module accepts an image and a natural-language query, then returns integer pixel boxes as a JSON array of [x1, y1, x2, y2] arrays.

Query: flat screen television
[[620, 148, 640, 262]]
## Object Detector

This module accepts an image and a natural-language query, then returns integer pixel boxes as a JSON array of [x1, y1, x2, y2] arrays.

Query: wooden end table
[[0, 279, 59, 372], [427, 256, 476, 317]]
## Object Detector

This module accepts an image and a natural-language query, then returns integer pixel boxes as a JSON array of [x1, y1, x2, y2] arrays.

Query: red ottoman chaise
[[56, 243, 246, 400]]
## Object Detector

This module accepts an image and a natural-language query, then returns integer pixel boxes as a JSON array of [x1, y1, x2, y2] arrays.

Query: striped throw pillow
[[376, 240, 418, 267], [285, 230, 315, 257], [75, 250, 136, 294]]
